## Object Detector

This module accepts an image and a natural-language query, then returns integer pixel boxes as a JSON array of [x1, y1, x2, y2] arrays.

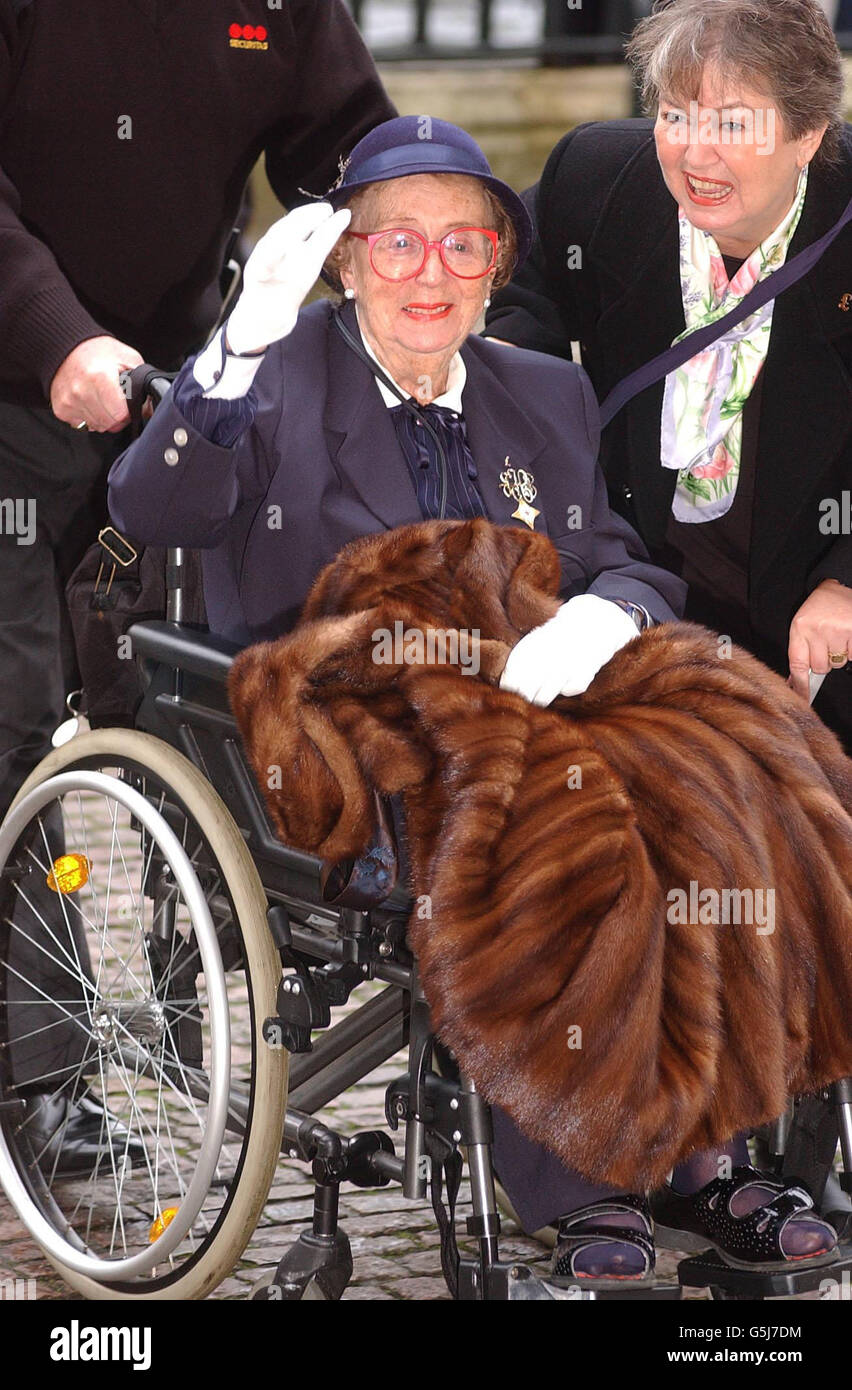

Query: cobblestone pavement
[[0, 757, 839, 1303]]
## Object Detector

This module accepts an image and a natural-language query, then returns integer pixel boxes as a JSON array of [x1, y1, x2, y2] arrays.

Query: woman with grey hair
[[489, 0, 851, 751], [487, 0, 850, 1282]]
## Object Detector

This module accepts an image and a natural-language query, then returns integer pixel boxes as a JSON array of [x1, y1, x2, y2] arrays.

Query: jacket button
[[164, 447, 180, 466], [173, 428, 188, 446], [622, 484, 633, 501]]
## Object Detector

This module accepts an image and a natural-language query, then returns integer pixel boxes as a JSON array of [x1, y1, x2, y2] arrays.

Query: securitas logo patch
[[229, 22, 269, 50]]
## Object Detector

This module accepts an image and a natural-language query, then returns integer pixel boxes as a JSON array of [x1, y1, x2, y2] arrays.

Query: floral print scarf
[[662, 167, 808, 522]]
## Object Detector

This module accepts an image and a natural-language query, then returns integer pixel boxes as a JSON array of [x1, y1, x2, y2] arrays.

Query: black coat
[[488, 119, 852, 748]]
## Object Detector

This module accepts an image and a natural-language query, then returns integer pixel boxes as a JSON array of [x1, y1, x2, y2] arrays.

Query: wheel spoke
[[1, 954, 95, 1038], [5, 893, 98, 1011], [34, 813, 93, 1005]]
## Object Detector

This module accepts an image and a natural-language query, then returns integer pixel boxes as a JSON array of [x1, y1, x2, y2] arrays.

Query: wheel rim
[[0, 770, 233, 1281]]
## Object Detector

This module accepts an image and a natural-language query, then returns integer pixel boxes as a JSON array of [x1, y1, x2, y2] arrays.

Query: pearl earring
[[483, 296, 491, 309], [343, 287, 356, 300]]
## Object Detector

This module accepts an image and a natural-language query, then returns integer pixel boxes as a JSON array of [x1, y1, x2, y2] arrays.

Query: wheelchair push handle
[[117, 363, 186, 624], [122, 363, 177, 428]]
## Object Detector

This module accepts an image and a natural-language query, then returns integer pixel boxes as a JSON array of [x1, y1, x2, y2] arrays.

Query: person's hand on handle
[[50, 336, 145, 433], [499, 594, 640, 706], [788, 578, 852, 700], [224, 202, 352, 356]]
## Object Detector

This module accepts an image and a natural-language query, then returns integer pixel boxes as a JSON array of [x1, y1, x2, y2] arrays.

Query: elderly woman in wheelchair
[[0, 116, 843, 1299]]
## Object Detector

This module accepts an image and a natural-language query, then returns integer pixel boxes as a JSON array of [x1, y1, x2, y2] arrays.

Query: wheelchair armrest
[[128, 620, 243, 685]]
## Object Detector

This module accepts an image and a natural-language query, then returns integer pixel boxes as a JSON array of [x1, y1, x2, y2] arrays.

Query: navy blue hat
[[327, 115, 532, 271]]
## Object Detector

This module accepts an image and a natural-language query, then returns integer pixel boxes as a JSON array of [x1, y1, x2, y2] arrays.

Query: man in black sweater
[[0, 0, 394, 1170]]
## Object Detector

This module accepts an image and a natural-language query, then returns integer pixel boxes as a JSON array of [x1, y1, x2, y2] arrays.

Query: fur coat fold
[[228, 519, 852, 1189]]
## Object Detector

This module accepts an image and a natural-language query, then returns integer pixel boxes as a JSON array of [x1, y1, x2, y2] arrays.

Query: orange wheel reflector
[[46, 854, 90, 895], [149, 1207, 179, 1243]]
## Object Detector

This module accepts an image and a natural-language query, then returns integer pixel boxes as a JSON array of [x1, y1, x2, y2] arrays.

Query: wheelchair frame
[[2, 534, 852, 1299], [122, 602, 597, 1302]]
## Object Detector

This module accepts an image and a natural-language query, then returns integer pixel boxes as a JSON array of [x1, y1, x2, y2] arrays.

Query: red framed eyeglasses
[[347, 226, 499, 281]]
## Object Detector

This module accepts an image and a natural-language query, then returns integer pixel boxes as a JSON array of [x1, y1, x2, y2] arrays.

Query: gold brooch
[[499, 458, 540, 529], [839, 293, 852, 312]]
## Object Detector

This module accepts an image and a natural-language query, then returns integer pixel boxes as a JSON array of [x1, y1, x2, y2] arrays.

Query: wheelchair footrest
[[595, 1282, 683, 1300], [677, 1248, 852, 1299], [457, 1261, 683, 1300]]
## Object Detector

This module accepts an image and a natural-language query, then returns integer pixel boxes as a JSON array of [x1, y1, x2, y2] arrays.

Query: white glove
[[225, 202, 352, 355], [499, 594, 641, 706]]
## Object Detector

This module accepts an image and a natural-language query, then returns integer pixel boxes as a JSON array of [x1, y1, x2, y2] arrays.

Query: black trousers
[[0, 402, 126, 1088]]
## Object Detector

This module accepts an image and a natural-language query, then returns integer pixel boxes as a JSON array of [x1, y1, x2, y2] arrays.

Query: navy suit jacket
[[108, 300, 685, 644]]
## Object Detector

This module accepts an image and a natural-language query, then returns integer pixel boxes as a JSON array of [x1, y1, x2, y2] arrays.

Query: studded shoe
[[652, 1165, 838, 1271], [550, 1194, 656, 1290]]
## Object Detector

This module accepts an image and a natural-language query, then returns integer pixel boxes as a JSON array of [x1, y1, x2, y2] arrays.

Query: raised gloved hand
[[499, 594, 641, 706], [225, 202, 352, 356]]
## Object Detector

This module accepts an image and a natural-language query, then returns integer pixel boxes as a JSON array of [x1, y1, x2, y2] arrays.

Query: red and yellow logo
[[229, 22, 269, 51]]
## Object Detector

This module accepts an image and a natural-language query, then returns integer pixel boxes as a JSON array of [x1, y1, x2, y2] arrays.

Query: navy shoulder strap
[[598, 193, 852, 429]]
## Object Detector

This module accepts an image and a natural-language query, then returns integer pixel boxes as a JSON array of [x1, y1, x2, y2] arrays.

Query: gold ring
[[828, 650, 848, 665]]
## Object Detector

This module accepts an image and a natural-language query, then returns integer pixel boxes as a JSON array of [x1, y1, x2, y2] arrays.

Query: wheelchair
[[1, 390, 851, 1303], [0, 596, 580, 1301]]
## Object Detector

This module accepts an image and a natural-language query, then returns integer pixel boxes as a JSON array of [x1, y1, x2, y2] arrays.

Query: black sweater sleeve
[[0, 2, 106, 393], [262, 0, 397, 207]]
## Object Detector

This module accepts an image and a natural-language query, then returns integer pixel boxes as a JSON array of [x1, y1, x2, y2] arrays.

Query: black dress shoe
[[22, 1092, 146, 1177]]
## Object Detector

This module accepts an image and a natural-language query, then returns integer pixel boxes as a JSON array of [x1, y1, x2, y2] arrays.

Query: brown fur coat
[[229, 519, 852, 1189]]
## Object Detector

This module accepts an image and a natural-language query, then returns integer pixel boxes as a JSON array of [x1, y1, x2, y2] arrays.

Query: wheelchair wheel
[[0, 729, 287, 1299]]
